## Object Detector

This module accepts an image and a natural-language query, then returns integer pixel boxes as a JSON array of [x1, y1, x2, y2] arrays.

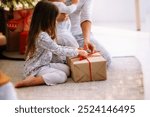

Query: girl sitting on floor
[[15, 0, 88, 88]]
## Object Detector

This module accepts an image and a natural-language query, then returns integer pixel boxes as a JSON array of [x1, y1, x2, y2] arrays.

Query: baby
[[49, 0, 79, 48], [48, 0, 79, 63]]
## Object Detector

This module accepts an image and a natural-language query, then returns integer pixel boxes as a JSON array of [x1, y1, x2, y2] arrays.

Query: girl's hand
[[78, 49, 88, 58], [71, 0, 79, 4]]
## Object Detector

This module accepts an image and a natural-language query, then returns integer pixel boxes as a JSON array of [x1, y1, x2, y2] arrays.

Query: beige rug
[[0, 56, 144, 100]]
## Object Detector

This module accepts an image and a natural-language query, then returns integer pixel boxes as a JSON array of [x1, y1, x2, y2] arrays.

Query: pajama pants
[[57, 32, 79, 62], [57, 32, 79, 48], [0, 82, 17, 100], [37, 63, 70, 85]]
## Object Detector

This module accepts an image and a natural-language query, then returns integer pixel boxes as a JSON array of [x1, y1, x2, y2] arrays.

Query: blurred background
[[92, 0, 150, 32], [91, 0, 150, 99]]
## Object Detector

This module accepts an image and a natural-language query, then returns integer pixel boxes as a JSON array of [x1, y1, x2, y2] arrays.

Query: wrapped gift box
[[8, 9, 33, 32], [6, 9, 33, 52], [6, 31, 20, 51], [67, 52, 107, 82]]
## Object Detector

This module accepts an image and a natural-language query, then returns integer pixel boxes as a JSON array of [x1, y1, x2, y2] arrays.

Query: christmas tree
[[0, 0, 38, 10], [0, 0, 39, 36]]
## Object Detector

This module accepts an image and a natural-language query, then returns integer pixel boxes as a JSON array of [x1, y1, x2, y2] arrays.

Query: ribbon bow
[[78, 51, 101, 81]]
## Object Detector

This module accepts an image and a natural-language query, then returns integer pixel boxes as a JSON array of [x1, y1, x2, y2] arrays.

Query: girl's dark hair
[[26, 0, 59, 57]]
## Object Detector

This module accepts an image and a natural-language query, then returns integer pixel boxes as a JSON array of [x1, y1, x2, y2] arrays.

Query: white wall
[[92, 0, 149, 23]]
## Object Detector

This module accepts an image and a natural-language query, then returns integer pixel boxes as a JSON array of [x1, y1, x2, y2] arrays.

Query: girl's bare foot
[[15, 76, 45, 88]]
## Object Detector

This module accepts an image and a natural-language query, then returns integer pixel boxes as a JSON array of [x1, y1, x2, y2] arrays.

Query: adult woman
[[59, 0, 111, 66]]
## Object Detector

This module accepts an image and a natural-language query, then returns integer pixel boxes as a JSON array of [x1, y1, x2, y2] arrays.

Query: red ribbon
[[79, 51, 100, 81], [7, 9, 32, 32], [17, 10, 31, 31], [86, 58, 92, 81]]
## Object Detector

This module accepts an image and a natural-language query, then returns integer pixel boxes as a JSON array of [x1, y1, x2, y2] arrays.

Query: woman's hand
[[78, 49, 88, 58], [84, 41, 96, 53]]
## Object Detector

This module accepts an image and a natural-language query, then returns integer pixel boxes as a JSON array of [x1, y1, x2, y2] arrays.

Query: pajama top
[[24, 32, 78, 77], [66, 0, 93, 35]]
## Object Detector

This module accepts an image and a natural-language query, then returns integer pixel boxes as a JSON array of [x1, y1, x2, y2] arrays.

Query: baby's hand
[[78, 49, 88, 58], [57, 13, 68, 22], [71, 0, 79, 4]]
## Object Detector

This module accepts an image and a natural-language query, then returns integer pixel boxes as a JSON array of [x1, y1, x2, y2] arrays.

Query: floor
[[1, 21, 149, 99], [92, 21, 150, 99], [0, 56, 143, 100]]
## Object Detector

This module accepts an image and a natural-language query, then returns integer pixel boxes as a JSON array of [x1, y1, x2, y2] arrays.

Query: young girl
[[15, 0, 88, 88]]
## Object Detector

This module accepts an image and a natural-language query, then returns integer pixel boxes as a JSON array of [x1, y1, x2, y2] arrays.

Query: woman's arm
[[81, 20, 95, 52], [80, 0, 95, 52]]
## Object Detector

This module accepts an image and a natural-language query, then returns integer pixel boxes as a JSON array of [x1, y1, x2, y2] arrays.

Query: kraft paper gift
[[67, 52, 107, 82]]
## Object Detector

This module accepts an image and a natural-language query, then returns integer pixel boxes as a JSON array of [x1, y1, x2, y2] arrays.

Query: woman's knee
[[90, 38, 112, 66], [57, 34, 79, 48]]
